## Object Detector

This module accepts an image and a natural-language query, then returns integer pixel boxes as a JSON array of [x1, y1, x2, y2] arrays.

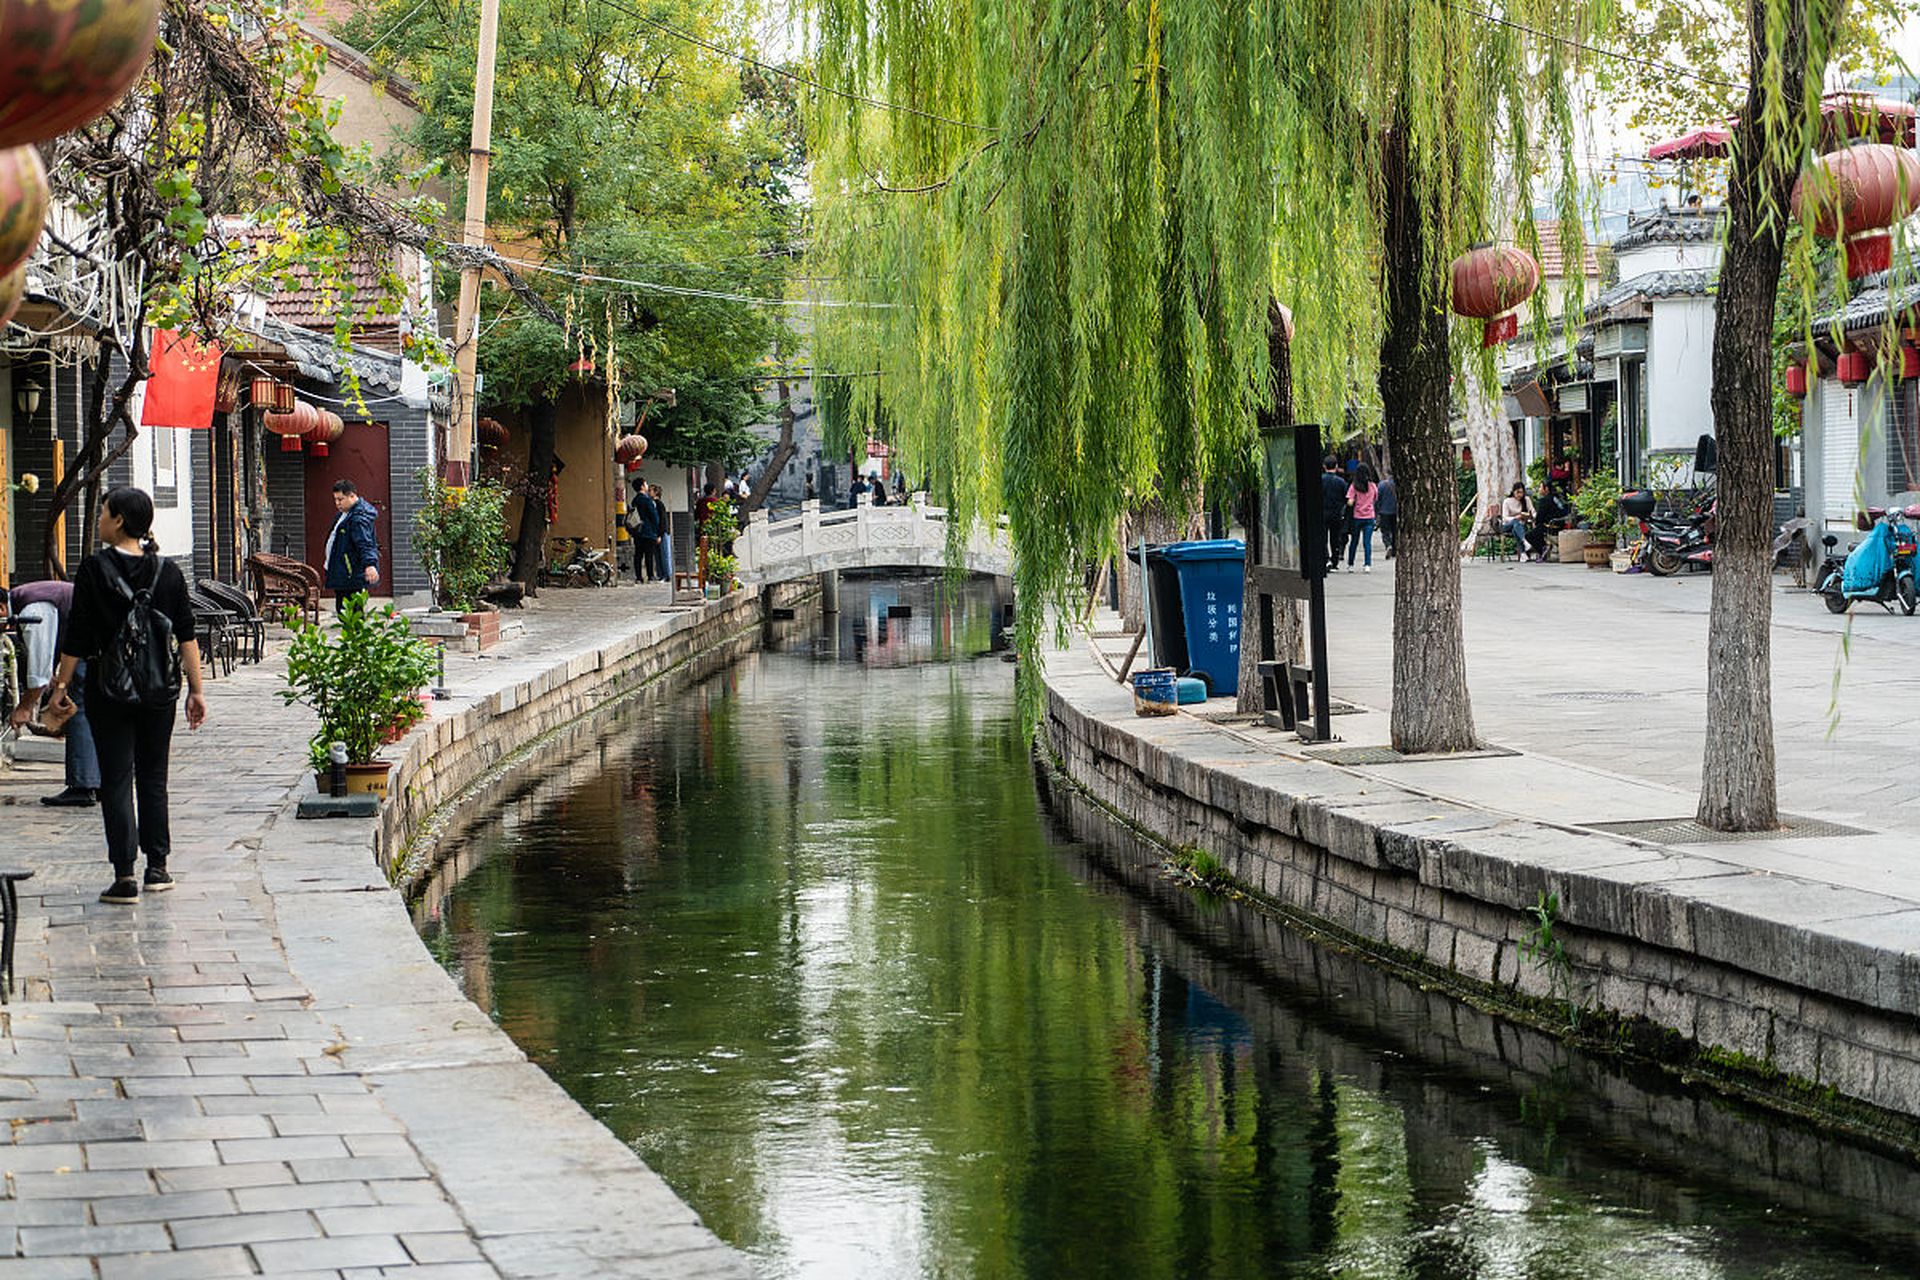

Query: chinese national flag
[[140, 330, 224, 429]]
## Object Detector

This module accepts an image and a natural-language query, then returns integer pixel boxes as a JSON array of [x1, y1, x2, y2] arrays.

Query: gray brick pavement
[[0, 588, 755, 1278]]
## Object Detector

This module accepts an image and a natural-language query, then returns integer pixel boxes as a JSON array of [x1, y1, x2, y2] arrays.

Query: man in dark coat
[[323, 479, 381, 612], [628, 478, 663, 583], [1320, 457, 1350, 573]]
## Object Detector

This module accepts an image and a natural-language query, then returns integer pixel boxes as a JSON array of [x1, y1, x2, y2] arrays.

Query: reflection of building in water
[[817, 573, 1010, 668]]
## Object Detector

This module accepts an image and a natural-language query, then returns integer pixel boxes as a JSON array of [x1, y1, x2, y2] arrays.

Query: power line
[[1467, 5, 1746, 93], [588, 0, 996, 133], [461, 245, 899, 308]]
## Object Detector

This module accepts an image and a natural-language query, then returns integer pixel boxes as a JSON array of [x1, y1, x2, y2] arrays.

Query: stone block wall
[[1039, 669, 1920, 1130]]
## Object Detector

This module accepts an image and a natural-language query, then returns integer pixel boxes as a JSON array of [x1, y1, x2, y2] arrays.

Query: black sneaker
[[99, 878, 139, 905], [40, 788, 96, 808], [142, 868, 174, 893]]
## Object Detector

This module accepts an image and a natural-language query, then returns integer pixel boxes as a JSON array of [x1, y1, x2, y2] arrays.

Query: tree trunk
[[1239, 299, 1306, 712], [510, 399, 559, 590], [743, 380, 795, 514], [1380, 120, 1477, 753], [41, 336, 147, 580], [1460, 372, 1520, 553], [1697, 0, 1828, 830]]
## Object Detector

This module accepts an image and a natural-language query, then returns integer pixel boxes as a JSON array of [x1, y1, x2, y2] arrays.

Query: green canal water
[[418, 578, 1920, 1280]]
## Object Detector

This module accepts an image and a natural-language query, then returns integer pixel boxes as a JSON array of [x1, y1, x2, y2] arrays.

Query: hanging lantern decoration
[[1837, 350, 1870, 385], [0, 260, 24, 328], [1899, 344, 1920, 381], [0, 144, 49, 275], [264, 408, 304, 452], [0, 0, 163, 149], [272, 380, 295, 413], [1784, 363, 1809, 397], [309, 410, 343, 459], [614, 432, 648, 466], [1449, 243, 1541, 348], [249, 376, 277, 407], [289, 399, 319, 443], [1791, 143, 1920, 280], [477, 417, 509, 451]]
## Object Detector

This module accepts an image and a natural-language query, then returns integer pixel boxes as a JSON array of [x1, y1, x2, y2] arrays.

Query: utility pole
[[446, 0, 501, 489]]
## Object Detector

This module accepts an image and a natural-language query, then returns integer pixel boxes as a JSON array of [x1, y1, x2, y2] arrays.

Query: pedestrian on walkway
[[1376, 473, 1398, 559], [1320, 456, 1350, 573], [6, 580, 101, 806], [651, 484, 674, 581], [45, 487, 207, 905], [628, 478, 662, 583], [848, 473, 868, 509], [323, 479, 380, 612], [871, 474, 890, 507], [1345, 464, 1380, 571]]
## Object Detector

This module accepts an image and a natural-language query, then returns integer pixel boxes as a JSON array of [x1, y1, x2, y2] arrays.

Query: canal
[[416, 577, 1920, 1279]]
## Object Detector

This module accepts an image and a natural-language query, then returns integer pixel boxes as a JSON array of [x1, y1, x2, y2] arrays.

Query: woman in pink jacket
[[1345, 465, 1380, 571]]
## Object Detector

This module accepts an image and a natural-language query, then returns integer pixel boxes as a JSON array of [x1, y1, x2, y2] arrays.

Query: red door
[[305, 421, 394, 598]]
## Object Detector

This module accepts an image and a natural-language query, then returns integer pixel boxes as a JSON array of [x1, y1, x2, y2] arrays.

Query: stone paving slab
[[0, 586, 755, 1278]]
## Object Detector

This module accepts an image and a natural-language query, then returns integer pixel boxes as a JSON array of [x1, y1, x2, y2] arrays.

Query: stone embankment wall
[[380, 582, 813, 889], [1038, 656, 1920, 1138]]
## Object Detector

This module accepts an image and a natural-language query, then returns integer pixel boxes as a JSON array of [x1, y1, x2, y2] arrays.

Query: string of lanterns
[[250, 376, 347, 456], [0, 0, 165, 326]]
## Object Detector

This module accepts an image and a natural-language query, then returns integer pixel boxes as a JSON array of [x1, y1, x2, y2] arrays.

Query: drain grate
[[1541, 690, 1656, 702], [1304, 746, 1407, 765], [1582, 815, 1866, 844]]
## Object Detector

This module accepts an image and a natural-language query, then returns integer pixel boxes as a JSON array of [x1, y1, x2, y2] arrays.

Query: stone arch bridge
[[736, 498, 1014, 586]]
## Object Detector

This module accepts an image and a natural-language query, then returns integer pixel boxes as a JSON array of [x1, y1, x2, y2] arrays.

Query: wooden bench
[[248, 553, 321, 625]]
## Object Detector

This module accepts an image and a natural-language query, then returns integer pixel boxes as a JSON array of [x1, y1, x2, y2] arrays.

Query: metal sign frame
[[1251, 422, 1335, 743]]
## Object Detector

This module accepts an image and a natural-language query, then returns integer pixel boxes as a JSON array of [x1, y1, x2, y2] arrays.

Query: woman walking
[[1345, 464, 1381, 571], [46, 488, 208, 905]]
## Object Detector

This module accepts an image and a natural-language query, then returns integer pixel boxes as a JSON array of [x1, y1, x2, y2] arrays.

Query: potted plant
[[1573, 468, 1622, 568], [279, 595, 442, 796], [700, 498, 741, 594], [413, 470, 510, 644]]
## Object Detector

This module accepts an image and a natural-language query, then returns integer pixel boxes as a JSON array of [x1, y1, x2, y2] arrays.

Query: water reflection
[[416, 577, 1920, 1280]]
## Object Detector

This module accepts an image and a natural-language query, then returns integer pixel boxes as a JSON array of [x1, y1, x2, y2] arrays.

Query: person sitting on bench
[[1501, 483, 1542, 561]]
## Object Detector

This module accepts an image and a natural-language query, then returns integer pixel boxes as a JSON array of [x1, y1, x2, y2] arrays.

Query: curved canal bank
[[410, 578, 1920, 1280], [1038, 625, 1920, 1143]]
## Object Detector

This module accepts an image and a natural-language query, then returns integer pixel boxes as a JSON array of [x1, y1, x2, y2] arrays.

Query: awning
[[1648, 127, 1731, 160]]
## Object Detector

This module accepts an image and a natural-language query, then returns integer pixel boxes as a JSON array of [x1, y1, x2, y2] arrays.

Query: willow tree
[[802, 0, 1596, 750]]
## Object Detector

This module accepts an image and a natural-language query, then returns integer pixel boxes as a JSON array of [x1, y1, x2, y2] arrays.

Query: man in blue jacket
[[323, 478, 381, 613]]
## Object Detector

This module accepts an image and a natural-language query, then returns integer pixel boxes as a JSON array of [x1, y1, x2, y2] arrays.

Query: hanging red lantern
[[1900, 344, 1920, 381], [0, 145, 49, 275], [1837, 350, 1869, 385], [309, 410, 344, 458], [477, 417, 510, 450], [0, 260, 24, 328], [1791, 144, 1920, 280], [1784, 363, 1808, 397], [272, 381, 294, 413], [0, 0, 162, 148], [614, 432, 648, 465], [249, 376, 276, 407], [289, 399, 319, 439], [1449, 244, 1541, 348], [264, 407, 305, 452]]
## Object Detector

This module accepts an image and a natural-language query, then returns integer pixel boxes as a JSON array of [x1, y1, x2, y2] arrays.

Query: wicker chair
[[248, 552, 321, 625], [197, 580, 266, 664], [1471, 506, 1521, 562]]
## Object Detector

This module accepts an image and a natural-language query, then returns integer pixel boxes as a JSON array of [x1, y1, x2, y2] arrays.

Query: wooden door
[[304, 421, 393, 598]]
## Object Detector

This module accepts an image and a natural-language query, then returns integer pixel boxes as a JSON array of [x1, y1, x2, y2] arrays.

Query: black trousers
[[1379, 513, 1398, 555], [88, 695, 177, 877], [1325, 514, 1347, 571], [634, 538, 660, 582]]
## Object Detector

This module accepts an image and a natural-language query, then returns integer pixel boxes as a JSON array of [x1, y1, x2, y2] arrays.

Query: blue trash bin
[[1145, 539, 1244, 696]]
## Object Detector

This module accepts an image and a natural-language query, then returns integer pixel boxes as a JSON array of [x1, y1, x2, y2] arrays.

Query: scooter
[[1816, 505, 1919, 615], [1623, 490, 1716, 576], [546, 538, 616, 588]]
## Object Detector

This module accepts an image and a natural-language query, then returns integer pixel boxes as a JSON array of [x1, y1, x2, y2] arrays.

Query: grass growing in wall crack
[[1520, 891, 1588, 1031], [1171, 846, 1229, 890]]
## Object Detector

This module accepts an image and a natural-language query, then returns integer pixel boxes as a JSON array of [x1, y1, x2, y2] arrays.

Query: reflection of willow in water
[[418, 577, 1920, 1280]]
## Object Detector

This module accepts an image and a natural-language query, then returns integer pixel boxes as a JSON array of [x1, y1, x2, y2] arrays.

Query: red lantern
[[1785, 363, 1808, 397], [309, 410, 344, 458], [1449, 244, 1541, 347], [0, 260, 24, 328], [0, 0, 162, 148], [289, 400, 319, 439], [0, 144, 49, 275], [1791, 144, 1920, 280], [477, 417, 510, 450], [273, 381, 294, 413], [1901, 344, 1920, 381], [614, 432, 648, 465], [264, 407, 305, 452], [569, 358, 595, 377], [249, 376, 276, 407], [1837, 350, 1869, 385]]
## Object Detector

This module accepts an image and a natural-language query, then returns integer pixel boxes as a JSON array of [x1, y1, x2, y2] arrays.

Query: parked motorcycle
[[1816, 505, 1919, 615], [1623, 489, 1715, 576], [545, 538, 616, 588]]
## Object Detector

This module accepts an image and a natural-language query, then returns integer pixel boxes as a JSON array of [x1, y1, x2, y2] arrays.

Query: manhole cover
[[1582, 815, 1866, 843], [1304, 746, 1406, 765], [1541, 690, 1655, 702]]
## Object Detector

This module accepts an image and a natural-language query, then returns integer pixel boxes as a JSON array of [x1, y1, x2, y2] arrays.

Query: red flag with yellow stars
[[140, 330, 224, 429]]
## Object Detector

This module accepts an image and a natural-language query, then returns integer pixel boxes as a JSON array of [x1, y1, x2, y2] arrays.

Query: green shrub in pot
[[413, 470, 510, 613], [279, 595, 441, 771]]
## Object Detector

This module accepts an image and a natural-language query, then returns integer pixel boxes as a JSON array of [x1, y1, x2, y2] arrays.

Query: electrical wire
[[464, 246, 899, 308], [1466, 5, 1746, 93]]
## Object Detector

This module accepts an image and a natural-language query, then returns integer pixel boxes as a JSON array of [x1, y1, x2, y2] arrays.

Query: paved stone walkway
[[0, 586, 752, 1279]]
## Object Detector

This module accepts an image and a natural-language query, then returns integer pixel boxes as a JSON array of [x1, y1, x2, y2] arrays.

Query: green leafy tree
[[339, 0, 801, 582], [414, 471, 512, 612]]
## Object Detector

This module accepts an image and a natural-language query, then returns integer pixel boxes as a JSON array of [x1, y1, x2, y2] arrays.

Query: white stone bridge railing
[[736, 496, 1014, 586]]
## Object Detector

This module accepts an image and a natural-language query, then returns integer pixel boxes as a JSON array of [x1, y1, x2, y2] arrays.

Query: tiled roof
[[250, 313, 404, 393], [1611, 212, 1722, 253], [1588, 267, 1717, 317], [1534, 221, 1602, 279], [1811, 272, 1920, 334], [219, 222, 406, 350]]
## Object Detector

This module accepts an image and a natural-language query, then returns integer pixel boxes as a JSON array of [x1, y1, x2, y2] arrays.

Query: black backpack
[[95, 552, 182, 707]]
